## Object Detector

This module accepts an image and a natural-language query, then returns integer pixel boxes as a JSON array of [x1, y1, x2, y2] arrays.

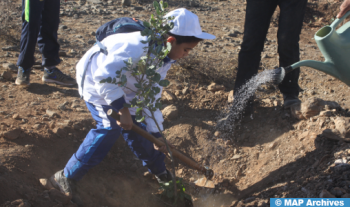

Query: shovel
[[107, 109, 214, 187]]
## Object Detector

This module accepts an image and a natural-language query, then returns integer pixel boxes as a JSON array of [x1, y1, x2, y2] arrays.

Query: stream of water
[[216, 70, 275, 137]]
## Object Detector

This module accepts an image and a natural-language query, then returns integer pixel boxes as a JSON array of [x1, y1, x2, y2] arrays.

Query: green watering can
[[275, 11, 350, 86]]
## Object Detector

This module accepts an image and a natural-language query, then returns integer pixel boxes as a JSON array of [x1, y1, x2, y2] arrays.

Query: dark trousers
[[234, 0, 307, 97], [17, 0, 61, 69]]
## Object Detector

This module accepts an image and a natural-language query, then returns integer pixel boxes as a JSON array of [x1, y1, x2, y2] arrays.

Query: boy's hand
[[117, 107, 133, 130], [154, 138, 174, 154]]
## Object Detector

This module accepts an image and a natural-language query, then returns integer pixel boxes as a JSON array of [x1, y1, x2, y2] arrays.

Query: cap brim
[[194, 32, 216, 40]]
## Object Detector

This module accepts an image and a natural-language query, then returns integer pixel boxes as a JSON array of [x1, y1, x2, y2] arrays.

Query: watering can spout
[[290, 60, 338, 79]]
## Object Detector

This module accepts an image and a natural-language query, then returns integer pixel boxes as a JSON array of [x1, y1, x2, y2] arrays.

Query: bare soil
[[1, 0, 350, 206]]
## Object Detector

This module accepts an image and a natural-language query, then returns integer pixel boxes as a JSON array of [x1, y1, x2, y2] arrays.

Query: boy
[[49, 8, 215, 198]]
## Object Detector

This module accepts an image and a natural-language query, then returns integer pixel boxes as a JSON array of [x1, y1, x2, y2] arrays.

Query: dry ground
[[1, 0, 350, 206]]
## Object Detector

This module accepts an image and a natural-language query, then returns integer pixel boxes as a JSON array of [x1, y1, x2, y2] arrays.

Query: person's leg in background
[[234, 0, 278, 94], [16, 0, 44, 86], [39, 0, 76, 86], [277, 0, 307, 108]]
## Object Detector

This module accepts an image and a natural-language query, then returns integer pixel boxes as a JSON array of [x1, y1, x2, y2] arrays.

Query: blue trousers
[[64, 102, 166, 181], [234, 0, 307, 97], [17, 0, 61, 69]]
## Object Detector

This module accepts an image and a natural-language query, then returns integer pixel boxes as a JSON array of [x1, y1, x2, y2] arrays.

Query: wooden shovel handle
[[107, 109, 213, 178]]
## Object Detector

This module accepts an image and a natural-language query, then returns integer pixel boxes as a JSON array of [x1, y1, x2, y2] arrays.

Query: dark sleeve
[[110, 97, 126, 111]]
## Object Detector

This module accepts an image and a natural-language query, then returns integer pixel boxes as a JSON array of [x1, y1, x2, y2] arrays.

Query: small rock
[[32, 124, 41, 130], [214, 131, 221, 137], [122, 0, 131, 6], [1, 46, 17, 51], [162, 105, 178, 120], [322, 129, 343, 141], [207, 82, 225, 92], [2, 128, 21, 140], [1, 71, 12, 80], [49, 122, 55, 129], [57, 104, 66, 111], [182, 87, 189, 95], [46, 109, 58, 118], [71, 103, 80, 108], [319, 189, 336, 198], [30, 102, 40, 106], [12, 113, 20, 119], [228, 90, 234, 103], [134, 6, 143, 11], [230, 154, 241, 160], [320, 110, 333, 117], [163, 90, 176, 102], [60, 25, 68, 30], [267, 142, 278, 150], [53, 127, 65, 136], [10, 199, 31, 207], [59, 51, 67, 57], [39, 178, 55, 190]]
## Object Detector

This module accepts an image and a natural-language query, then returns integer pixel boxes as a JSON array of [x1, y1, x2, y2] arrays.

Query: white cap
[[164, 8, 215, 40]]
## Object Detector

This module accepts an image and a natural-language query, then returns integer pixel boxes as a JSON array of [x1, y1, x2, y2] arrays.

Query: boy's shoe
[[15, 67, 31, 86], [155, 169, 173, 184], [283, 95, 301, 109], [42, 67, 76, 86], [50, 170, 73, 199]]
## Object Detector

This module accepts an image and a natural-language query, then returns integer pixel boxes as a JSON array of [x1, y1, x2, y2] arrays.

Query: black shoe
[[155, 169, 173, 184], [15, 67, 31, 86], [42, 67, 76, 86], [283, 95, 301, 109], [50, 170, 74, 199]]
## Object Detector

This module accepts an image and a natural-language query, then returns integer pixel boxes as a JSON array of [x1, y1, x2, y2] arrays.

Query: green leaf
[[152, 73, 161, 82], [153, 86, 160, 94], [136, 114, 145, 122], [134, 83, 141, 88], [159, 1, 164, 11], [143, 21, 150, 28], [159, 79, 170, 87], [163, 1, 168, 8], [121, 75, 127, 84], [146, 69, 156, 76], [155, 102, 162, 109], [136, 107, 143, 115], [123, 103, 131, 108], [153, 1, 160, 10]]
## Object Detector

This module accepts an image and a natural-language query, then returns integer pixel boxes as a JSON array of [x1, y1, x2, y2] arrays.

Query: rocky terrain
[[1, 0, 350, 206]]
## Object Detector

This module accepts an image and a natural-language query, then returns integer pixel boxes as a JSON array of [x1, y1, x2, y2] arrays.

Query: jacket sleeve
[[92, 43, 133, 105]]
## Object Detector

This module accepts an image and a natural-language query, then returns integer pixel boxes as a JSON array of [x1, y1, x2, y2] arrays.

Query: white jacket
[[76, 31, 175, 133]]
